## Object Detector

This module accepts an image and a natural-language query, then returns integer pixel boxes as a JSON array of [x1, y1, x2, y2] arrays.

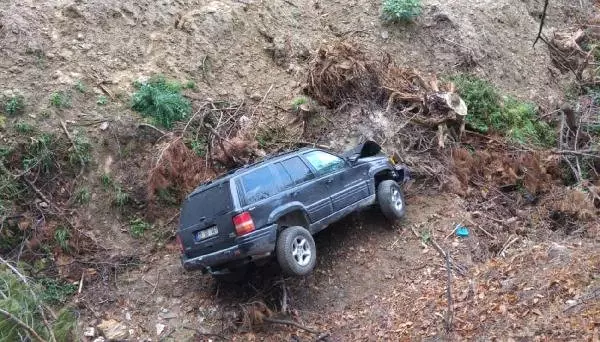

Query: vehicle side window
[[304, 151, 346, 176], [240, 166, 278, 204], [281, 157, 314, 184], [273, 163, 294, 189]]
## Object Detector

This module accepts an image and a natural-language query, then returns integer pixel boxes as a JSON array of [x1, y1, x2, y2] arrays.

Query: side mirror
[[348, 154, 359, 164]]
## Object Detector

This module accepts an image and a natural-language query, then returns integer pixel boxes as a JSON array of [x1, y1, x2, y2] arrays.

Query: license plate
[[195, 226, 218, 241]]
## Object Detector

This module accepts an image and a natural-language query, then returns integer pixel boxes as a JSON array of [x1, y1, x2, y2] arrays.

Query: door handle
[[325, 178, 333, 184]]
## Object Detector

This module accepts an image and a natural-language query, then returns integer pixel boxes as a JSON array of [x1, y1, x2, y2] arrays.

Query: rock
[[63, 3, 84, 18], [99, 122, 109, 131], [38, 202, 48, 209], [125, 311, 131, 321], [155, 323, 166, 336], [84, 327, 95, 337], [547, 243, 570, 263], [77, 33, 84, 41], [381, 30, 389, 39], [92, 338, 105, 342], [97, 319, 128, 341], [160, 312, 178, 319]]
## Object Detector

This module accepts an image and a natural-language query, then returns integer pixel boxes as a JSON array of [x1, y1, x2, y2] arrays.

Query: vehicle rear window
[[281, 157, 314, 184], [241, 166, 278, 204], [180, 181, 232, 225]]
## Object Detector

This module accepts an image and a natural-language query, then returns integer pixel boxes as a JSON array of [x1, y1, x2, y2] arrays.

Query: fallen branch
[[263, 317, 322, 335], [0, 308, 48, 342], [274, 140, 331, 150], [137, 123, 167, 136], [498, 235, 520, 257]]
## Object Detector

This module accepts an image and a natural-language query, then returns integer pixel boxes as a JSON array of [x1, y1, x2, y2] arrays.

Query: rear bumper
[[181, 224, 278, 272]]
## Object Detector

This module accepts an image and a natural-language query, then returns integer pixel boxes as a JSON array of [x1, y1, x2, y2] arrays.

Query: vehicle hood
[[342, 140, 382, 159]]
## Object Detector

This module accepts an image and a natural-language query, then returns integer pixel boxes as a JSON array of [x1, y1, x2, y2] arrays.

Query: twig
[[250, 84, 273, 118], [280, 277, 288, 315], [498, 235, 519, 257], [263, 317, 322, 335], [552, 150, 600, 159], [151, 270, 160, 295], [0, 308, 48, 342], [469, 221, 496, 239], [533, 0, 549, 47], [410, 225, 420, 238], [78, 272, 84, 294], [444, 250, 453, 333], [60, 119, 85, 178], [137, 123, 167, 136]]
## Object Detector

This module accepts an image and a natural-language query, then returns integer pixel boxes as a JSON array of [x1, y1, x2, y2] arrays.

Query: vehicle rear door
[[302, 150, 370, 212], [278, 157, 332, 223], [236, 165, 286, 231]]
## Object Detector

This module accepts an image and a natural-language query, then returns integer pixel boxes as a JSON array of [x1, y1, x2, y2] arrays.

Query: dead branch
[[444, 250, 453, 333], [204, 123, 243, 165], [137, 123, 167, 136], [263, 317, 323, 335], [533, 0, 549, 47], [0, 308, 48, 342], [274, 140, 331, 150], [60, 119, 85, 178]]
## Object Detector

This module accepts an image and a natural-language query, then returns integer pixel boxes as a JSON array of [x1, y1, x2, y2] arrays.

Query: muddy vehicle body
[[176, 141, 409, 279]]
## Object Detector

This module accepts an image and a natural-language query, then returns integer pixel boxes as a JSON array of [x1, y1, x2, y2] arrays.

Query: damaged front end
[[343, 140, 410, 183]]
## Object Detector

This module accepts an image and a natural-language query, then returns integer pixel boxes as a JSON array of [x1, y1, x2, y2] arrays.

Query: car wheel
[[276, 226, 317, 276], [377, 180, 406, 221], [211, 267, 248, 283]]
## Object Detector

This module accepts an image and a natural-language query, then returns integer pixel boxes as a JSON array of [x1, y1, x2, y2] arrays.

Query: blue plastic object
[[456, 225, 469, 237]]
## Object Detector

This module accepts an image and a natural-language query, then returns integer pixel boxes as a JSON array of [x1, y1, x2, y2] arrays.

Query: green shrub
[[15, 120, 35, 134], [114, 186, 130, 208], [382, 0, 422, 22], [49, 91, 71, 108], [73, 187, 91, 205], [291, 96, 309, 111], [0, 267, 77, 341], [453, 74, 555, 147], [4, 94, 25, 115], [185, 80, 197, 90], [100, 173, 113, 188], [129, 218, 151, 238], [131, 76, 191, 128]]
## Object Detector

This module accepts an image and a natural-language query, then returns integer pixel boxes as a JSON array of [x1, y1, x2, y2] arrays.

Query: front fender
[[267, 202, 309, 225]]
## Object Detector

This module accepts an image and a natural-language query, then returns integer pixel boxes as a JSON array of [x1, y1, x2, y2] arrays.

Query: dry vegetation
[[0, 0, 599, 341]]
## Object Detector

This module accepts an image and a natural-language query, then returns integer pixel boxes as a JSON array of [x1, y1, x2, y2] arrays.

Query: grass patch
[[452, 74, 555, 146], [100, 173, 113, 188], [131, 76, 191, 128], [49, 91, 71, 109], [15, 120, 35, 134], [187, 135, 208, 157], [291, 96, 309, 111], [74, 80, 86, 93], [68, 130, 92, 167], [73, 187, 91, 205], [53, 226, 70, 251], [96, 95, 108, 105], [38, 277, 77, 305], [382, 0, 422, 22], [129, 217, 151, 238], [22, 133, 58, 174], [114, 185, 130, 208], [185, 80, 197, 90], [4, 94, 25, 116]]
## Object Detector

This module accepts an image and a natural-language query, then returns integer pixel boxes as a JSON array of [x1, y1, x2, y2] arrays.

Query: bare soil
[[1, 0, 599, 341]]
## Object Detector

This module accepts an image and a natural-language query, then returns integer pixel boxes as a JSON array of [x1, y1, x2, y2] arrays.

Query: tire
[[276, 226, 317, 276], [377, 180, 406, 221]]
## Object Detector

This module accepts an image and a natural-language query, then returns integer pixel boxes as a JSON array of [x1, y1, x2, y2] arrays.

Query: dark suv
[[176, 141, 408, 279]]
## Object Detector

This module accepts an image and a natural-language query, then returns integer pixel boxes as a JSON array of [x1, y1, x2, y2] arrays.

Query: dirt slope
[[1, 0, 598, 341]]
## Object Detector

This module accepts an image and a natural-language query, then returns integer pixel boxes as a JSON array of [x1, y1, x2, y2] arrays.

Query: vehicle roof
[[188, 147, 318, 196]]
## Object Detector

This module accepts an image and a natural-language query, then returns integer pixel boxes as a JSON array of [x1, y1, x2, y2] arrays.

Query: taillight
[[233, 212, 255, 236], [175, 234, 184, 254]]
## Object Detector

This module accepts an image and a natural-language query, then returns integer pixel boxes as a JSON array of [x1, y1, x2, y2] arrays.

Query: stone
[[92, 338, 105, 342], [547, 243, 570, 263], [381, 30, 389, 39], [99, 122, 109, 131], [156, 323, 166, 336], [83, 327, 95, 337], [97, 319, 128, 341]]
